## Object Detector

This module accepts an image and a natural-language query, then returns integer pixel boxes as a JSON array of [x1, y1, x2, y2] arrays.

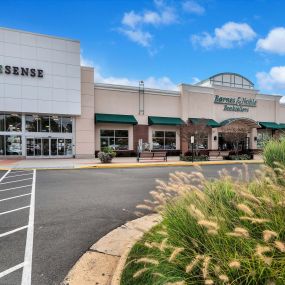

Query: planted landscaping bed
[[121, 140, 285, 285]]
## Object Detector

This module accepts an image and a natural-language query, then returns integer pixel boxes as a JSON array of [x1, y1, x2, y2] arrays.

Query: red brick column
[[133, 125, 149, 151], [180, 126, 189, 154]]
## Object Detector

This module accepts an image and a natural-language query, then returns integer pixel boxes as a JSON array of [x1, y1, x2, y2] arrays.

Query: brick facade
[[133, 125, 149, 151]]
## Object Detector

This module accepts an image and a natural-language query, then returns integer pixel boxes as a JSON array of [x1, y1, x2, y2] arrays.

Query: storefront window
[[257, 129, 272, 148], [26, 115, 73, 133], [26, 115, 38, 132], [39, 116, 50, 132], [0, 114, 22, 132], [50, 116, 61, 132], [61, 117, 72, 133], [100, 129, 129, 150], [0, 135, 22, 155], [194, 135, 208, 150], [152, 131, 176, 150], [0, 115, 4, 132], [0, 135, 4, 155]]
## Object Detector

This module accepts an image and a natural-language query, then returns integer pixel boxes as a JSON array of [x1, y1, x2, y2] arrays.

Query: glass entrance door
[[26, 138, 73, 157]]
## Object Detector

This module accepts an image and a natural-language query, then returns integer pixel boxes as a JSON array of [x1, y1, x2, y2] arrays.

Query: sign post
[[190, 136, 194, 163]]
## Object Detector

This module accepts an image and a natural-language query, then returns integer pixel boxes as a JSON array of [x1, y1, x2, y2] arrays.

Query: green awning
[[189, 118, 220, 128], [95, 113, 138, 125], [278, 123, 285, 129], [259, 122, 280, 130], [148, 116, 184, 125]]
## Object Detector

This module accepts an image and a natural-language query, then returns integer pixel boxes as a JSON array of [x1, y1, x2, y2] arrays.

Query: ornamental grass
[[121, 165, 285, 285], [263, 137, 285, 169]]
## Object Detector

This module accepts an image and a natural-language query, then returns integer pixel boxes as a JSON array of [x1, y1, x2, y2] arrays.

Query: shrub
[[97, 146, 116, 163], [180, 154, 209, 162], [122, 166, 285, 285], [226, 154, 251, 160], [263, 138, 285, 168]]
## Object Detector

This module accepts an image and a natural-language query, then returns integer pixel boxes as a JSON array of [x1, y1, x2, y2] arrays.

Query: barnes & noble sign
[[0, 65, 44, 78], [214, 95, 257, 112]]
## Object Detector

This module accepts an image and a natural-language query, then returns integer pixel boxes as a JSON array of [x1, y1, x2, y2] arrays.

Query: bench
[[137, 151, 167, 162]]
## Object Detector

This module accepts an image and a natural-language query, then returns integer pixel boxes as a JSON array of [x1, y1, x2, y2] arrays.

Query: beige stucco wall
[[94, 85, 180, 125], [180, 84, 285, 124], [75, 67, 95, 158]]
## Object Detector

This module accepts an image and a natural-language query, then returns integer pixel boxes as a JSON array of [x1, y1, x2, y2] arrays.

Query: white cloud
[[256, 66, 285, 90], [119, 0, 177, 49], [256, 27, 285, 55], [182, 1, 205, 15], [122, 11, 142, 29], [81, 54, 178, 91], [119, 29, 152, 47], [80, 54, 94, 67], [192, 21, 256, 49], [191, 76, 200, 84]]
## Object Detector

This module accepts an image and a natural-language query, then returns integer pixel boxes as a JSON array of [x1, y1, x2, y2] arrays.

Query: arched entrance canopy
[[219, 118, 261, 129]]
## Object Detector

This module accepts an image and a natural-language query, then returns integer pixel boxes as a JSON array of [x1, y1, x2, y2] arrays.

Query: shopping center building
[[0, 27, 285, 159]]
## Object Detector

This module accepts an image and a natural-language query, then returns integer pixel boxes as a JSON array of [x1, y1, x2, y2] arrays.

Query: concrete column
[[210, 128, 218, 150], [250, 128, 257, 149]]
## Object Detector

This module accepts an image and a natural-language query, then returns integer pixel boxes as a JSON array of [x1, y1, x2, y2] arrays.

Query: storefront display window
[[100, 129, 129, 150], [257, 129, 272, 148], [25, 115, 73, 133], [152, 131, 176, 150], [0, 135, 22, 155], [0, 114, 22, 132]]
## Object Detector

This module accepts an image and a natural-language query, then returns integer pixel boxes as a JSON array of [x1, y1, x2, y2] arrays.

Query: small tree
[[222, 127, 248, 155], [180, 119, 209, 156]]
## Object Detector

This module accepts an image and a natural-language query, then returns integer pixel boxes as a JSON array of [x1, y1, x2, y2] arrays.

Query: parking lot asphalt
[[0, 163, 261, 285]]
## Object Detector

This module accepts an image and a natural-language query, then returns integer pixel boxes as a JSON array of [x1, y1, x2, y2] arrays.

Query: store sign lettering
[[214, 95, 257, 112], [0, 65, 43, 78]]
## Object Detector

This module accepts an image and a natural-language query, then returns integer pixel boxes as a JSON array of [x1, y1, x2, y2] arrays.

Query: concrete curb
[[0, 159, 264, 171], [62, 214, 161, 285]]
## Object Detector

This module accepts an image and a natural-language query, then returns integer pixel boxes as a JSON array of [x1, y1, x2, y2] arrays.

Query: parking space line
[[0, 205, 30, 216], [0, 170, 11, 183], [0, 225, 28, 238], [0, 193, 31, 203], [0, 262, 25, 279], [5, 173, 33, 179], [0, 177, 33, 185], [21, 169, 36, 285], [0, 185, 33, 193]]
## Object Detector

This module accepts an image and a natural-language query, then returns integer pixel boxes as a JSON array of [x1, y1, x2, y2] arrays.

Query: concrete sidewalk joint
[[62, 214, 161, 285]]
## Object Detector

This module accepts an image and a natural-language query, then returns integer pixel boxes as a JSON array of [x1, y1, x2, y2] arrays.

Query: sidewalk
[[0, 156, 263, 170]]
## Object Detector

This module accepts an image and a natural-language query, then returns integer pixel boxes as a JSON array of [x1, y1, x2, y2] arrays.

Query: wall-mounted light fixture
[[214, 136, 217, 141]]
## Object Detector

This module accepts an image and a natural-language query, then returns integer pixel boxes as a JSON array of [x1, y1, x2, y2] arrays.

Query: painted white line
[[21, 169, 36, 285], [0, 184, 32, 193], [0, 177, 33, 185], [0, 262, 25, 279], [5, 173, 33, 179], [0, 205, 30, 216], [0, 193, 31, 203], [0, 225, 28, 238], [0, 170, 11, 183]]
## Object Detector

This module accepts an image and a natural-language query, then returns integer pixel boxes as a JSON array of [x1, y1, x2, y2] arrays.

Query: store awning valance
[[95, 113, 138, 125], [278, 123, 285, 129], [148, 116, 184, 125], [189, 118, 220, 128], [259, 122, 280, 130], [219, 118, 260, 128]]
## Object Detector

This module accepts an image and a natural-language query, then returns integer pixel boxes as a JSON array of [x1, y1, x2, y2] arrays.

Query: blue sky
[[1, 0, 285, 97]]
